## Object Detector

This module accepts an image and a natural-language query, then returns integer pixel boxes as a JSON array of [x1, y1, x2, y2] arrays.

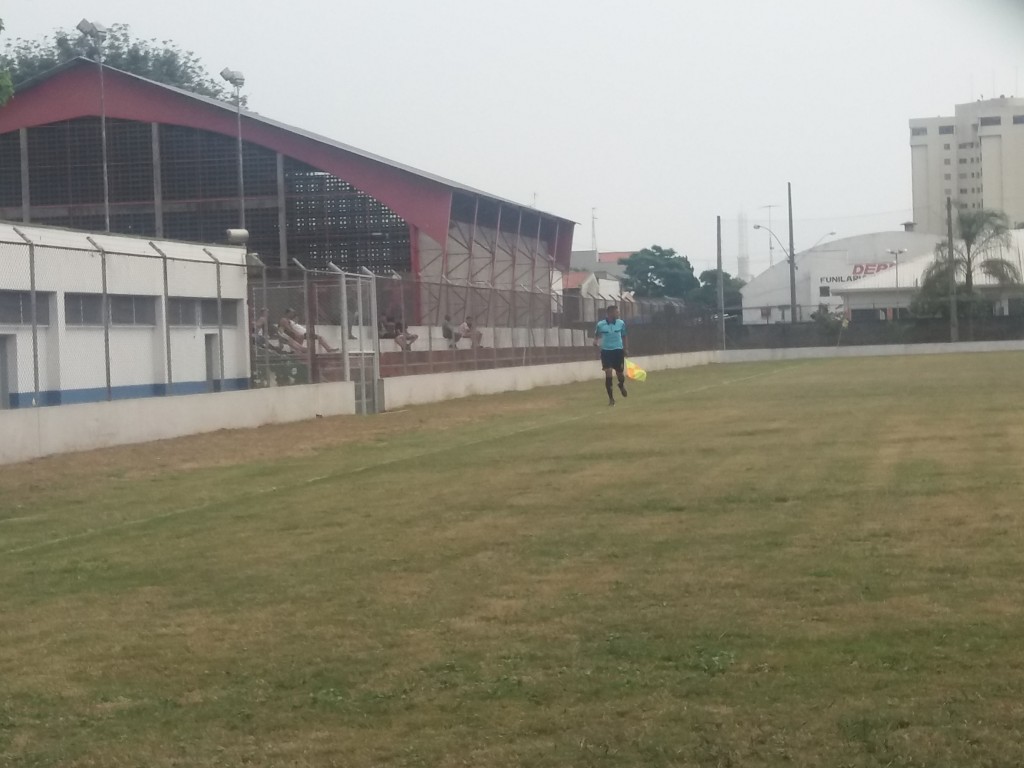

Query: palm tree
[[957, 208, 1013, 294], [915, 208, 1019, 338]]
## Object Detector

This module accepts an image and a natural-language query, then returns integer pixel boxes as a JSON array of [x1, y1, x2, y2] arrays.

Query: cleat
[[608, 397, 616, 406], [618, 383, 628, 398]]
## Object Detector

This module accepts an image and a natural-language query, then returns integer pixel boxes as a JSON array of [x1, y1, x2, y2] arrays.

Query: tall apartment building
[[909, 96, 1024, 234]]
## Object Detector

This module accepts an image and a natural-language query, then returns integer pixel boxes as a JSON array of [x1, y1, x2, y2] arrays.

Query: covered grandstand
[[0, 57, 574, 319]]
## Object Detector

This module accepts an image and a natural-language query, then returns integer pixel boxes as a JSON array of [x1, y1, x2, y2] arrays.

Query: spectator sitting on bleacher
[[458, 316, 483, 348], [252, 307, 271, 347], [280, 308, 338, 354], [272, 309, 306, 354], [394, 322, 419, 351], [442, 315, 461, 348], [379, 315, 398, 339]]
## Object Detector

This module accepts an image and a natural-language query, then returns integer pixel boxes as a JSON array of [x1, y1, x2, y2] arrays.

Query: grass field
[[4, 353, 1024, 767]]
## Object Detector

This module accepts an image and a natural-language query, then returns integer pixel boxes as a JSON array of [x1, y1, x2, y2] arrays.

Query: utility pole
[[947, 196, 958, 342], [717, 215, 726, 349], [787, 182, 797, 324]]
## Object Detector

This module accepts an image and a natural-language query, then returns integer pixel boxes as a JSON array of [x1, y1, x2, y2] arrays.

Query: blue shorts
[[601, 349, 625, 371]]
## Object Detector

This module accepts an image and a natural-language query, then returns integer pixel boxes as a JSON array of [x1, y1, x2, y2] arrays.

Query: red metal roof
[[598, 251, 634, 263], [0, 58, 576, 267]]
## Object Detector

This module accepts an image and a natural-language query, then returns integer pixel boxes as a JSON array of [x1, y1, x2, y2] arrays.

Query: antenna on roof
[[591, 207, 599, 257]]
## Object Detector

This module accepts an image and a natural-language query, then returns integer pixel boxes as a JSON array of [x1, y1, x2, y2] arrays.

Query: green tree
[[619, 245, 699, 298], [0, 22, 233, 102], [686, 269, 745, 312], [0, 19, 13, 106], [912, 209, 1019, 335]]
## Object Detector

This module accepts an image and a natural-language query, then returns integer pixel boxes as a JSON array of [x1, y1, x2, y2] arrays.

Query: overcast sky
[[3, 0, 1024, 273]]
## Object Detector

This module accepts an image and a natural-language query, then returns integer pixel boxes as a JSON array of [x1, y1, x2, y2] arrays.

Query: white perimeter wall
[[1, 382, 356, 465], [6, 339, 1024, 465], [383, 351, 717, 410]]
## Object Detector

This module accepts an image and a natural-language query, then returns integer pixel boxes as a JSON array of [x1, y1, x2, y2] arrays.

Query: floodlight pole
[[79, 19, 111, 232], [234, 85, 245, 230], [221, 68, 246, 230]]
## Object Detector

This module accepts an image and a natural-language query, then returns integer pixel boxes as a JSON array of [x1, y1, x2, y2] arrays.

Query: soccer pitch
[[4, 353, 1024, 767]]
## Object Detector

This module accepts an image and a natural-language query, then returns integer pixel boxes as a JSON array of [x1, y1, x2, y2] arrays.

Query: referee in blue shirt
[[594, 305, 628, 406]]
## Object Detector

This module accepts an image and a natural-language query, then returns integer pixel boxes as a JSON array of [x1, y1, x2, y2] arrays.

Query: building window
[[0, 290, 50, 325], [911, 126, 927, 137], [200, 299, 239, 327], [944, 174, 951, 180], [939, 125, 955, 135], [959, 173, 967, 179], [959, 158, 967, 164], [1014, 115, 1024, 125], [979, 116, 1001, 127], [168, 297, 198, 326], [944, 159, 951, 165], [943, 143, 951, 150], [960, 188, 968, 194], [944, 188, 951, 196], [819, 286, 831, 298], [64, 294, 104, 326], [110, 295, 157, 326]]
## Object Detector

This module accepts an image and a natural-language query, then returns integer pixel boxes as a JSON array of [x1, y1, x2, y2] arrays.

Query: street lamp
[[77, 18, 110, 232], [754, 223, 797, 323], [753, 224, 790, 259], [810, 231, 837, 250], [887, 248, 907, 302], [220, 68, 246, 230]]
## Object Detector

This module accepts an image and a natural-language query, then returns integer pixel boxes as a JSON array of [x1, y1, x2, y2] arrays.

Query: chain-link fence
[[0, 228, 248, 410], [11, 229, 1024, 417]]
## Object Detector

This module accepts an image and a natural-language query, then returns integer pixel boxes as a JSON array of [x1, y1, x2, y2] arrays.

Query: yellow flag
[[625, 359, 647, 382]]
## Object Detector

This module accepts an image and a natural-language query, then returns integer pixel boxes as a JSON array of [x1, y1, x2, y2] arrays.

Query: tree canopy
[[0, 22, 234, 102], [618, 245, 700, 298], [686, 269, 745, 312], [0, 19, 13, 106]]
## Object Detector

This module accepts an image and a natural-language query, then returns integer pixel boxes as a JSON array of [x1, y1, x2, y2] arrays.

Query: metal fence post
[[329, 263, 351, 383], [259, 256, 268, 388], [87, 236, 113, 401], [355, 272, 368, 413], [297, 260, 315, 383], [204, 249, 226, 392], [12, 228, 40, 406], [362, 267, 382, 412], [150, 242, 174, 394]]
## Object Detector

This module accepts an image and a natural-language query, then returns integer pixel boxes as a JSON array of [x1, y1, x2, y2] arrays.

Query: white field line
[[3, 363, 804, 557]]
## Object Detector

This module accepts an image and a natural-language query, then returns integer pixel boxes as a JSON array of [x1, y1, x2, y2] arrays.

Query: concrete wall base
[[1, 382, 357, 465]]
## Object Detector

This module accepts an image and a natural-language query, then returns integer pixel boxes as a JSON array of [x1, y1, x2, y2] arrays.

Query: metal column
[[13, 228, 40, 405], [87, 236, 113, 400], [150, 242, 174, 393], [204, 249, 227, 392]]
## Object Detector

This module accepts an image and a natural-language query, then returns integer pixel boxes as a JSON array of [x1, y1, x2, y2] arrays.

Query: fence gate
[[342, 270, 381, 415], [250, 265, 381, 415]]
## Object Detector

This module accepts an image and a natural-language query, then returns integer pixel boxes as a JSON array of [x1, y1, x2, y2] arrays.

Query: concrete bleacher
[[308, 325, 594, 379]]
